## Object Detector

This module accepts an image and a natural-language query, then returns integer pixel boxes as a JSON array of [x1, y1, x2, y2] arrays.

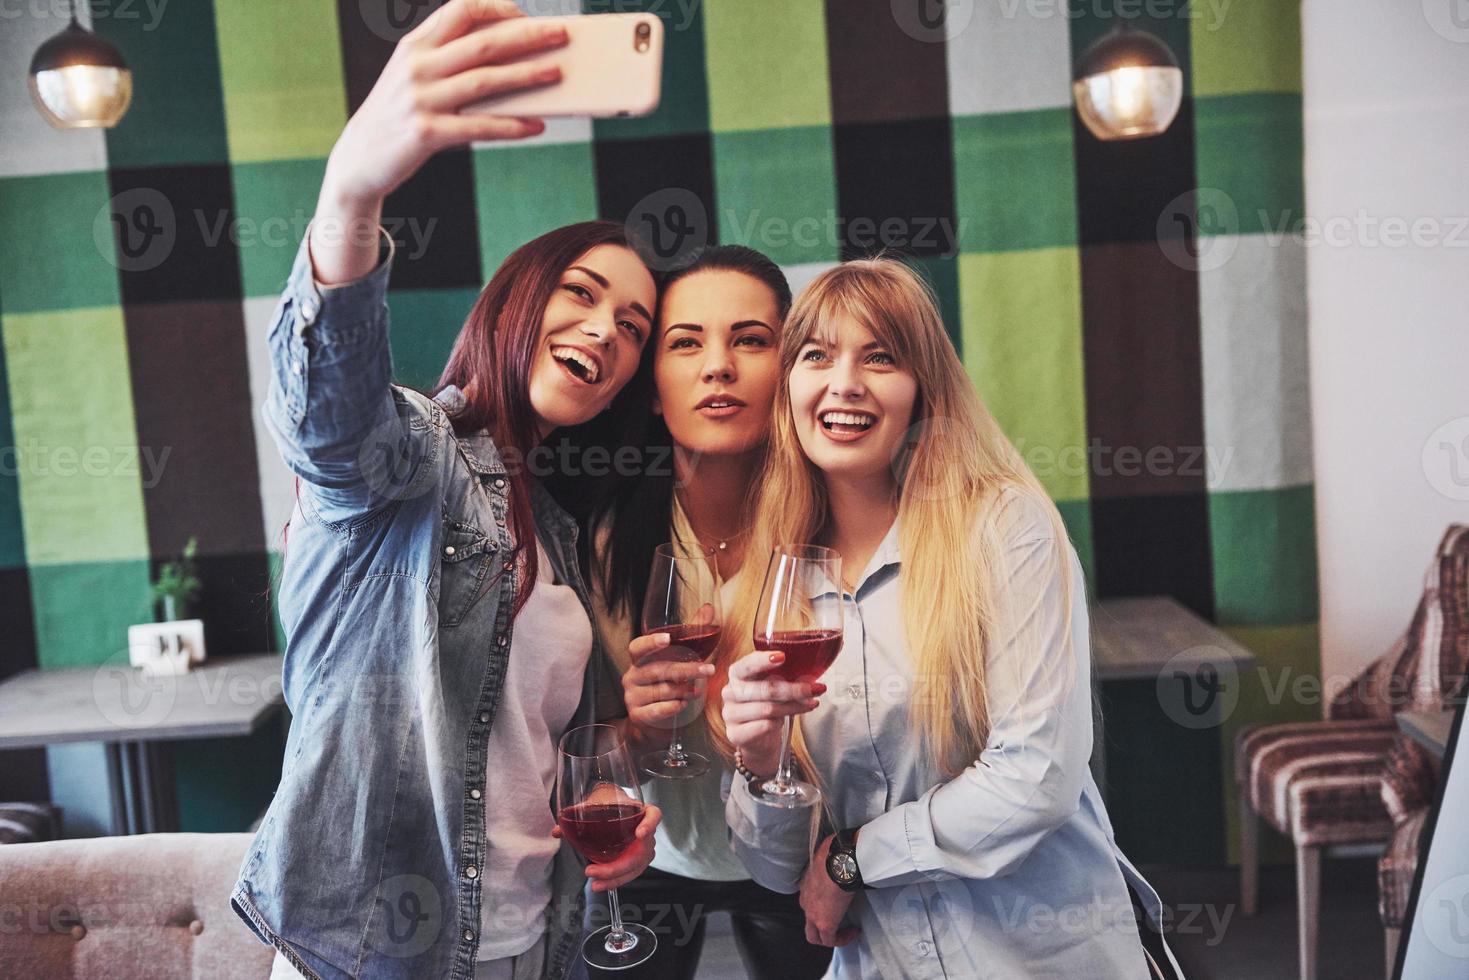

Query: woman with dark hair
[[577, 246, 832, 979], [229, 4, 662, 979]]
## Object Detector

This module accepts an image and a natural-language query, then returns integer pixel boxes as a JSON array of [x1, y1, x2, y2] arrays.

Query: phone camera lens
[[635, 21, 651, 52]]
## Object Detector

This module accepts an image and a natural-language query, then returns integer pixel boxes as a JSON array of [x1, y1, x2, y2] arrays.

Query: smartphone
[[461, 12, 663, 119]]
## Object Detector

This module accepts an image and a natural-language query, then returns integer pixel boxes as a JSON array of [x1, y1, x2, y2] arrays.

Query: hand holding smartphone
[[458, 12, 664, 119]]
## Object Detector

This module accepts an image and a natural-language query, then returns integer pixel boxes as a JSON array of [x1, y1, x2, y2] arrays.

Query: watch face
[[833, 853, 857, 882]]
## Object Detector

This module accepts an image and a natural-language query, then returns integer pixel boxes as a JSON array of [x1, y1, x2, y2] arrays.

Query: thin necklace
[[691, 523, 747, 553], [678, 491, 748, 553]]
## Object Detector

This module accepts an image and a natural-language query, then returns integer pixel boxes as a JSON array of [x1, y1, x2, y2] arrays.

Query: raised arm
[[262, 0, 567, 523]]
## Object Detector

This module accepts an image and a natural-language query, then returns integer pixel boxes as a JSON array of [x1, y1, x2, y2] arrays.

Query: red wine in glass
[[558, 801, 644, 865], [640, 542, 723, 780], [557, 724, 656, 971], [642, 623, 722, 664], [752, 545, 844, 809], [754, 628, 842, 683]]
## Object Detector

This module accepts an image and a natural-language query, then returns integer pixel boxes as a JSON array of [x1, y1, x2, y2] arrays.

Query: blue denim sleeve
[[262, 226, 434, 526]]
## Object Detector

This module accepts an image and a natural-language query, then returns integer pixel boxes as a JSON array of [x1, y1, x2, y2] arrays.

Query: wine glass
[[640, 541, 723, 779], [751, 545, 844, 809], [557, 724, 656, 970]]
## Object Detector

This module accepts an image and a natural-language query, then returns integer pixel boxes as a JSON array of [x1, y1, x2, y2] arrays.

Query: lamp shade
[[1072, 26, 1182, 141], [28, 16, 132, 129]]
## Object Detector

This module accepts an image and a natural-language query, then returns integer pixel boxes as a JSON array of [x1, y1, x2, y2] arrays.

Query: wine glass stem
[[666, 723, 686, 765], [773, 715, 796, 791], [606, 887, 633, 950]]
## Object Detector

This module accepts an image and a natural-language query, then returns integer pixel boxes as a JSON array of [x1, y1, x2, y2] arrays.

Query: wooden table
[[1088, 596, 1259, 865], [1091, 596, 1259, 682], [0, 653, 285, 835], [1396, 708, 1456, 760]]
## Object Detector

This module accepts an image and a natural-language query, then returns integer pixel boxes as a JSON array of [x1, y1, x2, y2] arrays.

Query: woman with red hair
[[229, 4, 662, 978]]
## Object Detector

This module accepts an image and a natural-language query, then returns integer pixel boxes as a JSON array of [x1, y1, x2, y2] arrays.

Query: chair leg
[[1296, 844, 1322, 980], [1240, 790, 1259, 916], [1384, 925, 1400, 979]]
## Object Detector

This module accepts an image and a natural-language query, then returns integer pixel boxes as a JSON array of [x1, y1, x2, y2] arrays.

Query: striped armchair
[[0, 802, 62, 844], [1234, 524, 1469, 980]]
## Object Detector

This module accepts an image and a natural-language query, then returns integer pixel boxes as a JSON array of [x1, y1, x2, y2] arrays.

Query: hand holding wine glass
[[727, 545, 843, 808], [621, 630, 717, 743], [632, 543, 723, 779], [721, 649, 826, 776], [556, 724, 660, 969]]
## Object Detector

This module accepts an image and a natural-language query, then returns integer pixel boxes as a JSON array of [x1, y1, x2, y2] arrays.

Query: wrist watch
[[825, 827, 866, 892]]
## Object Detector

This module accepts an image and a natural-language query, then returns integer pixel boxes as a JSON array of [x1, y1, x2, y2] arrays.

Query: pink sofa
[[0, 833, 274, 979]]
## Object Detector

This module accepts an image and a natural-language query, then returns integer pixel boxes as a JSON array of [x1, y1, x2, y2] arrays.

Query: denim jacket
[[230, 229, 622, 980]]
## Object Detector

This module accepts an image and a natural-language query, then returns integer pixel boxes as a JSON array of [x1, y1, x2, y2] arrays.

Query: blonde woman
[[714, 259, 1183, 979]]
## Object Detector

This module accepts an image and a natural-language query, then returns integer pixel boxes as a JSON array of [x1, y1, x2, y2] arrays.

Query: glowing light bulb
[[1072, 28, 1183, 141], [28, 15, 133, 130]]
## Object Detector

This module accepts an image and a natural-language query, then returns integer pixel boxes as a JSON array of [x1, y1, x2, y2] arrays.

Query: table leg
[[119, 743, 145, 834], [134, 742, 158, 834], [142, 742, 179, 833], [104, 742, 129, 836]]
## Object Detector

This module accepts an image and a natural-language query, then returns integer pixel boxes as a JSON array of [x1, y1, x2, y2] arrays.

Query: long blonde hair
[[704, 257, 1076, 779]]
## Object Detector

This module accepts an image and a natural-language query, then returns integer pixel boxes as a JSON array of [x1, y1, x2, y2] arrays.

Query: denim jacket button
[[493, 478, 506, 490], [497, 635, 507, 647], [503, 561, 513, 572], [479, 712, 490, 723], [465, 866, 477, 879], [291, 360, 303, 376], [463, 929, 474, 942], [300, 294, 320, 322], [444, 545, 456, 557], [470, 789, 482, 800]]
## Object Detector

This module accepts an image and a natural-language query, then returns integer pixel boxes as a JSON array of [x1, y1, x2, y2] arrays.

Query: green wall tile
[[0, 172, 122, 315], [959, 248, 1089, 502], [713, 127, 838, 267], [387, 288, 481, 391], [909, 254, 962, 354], [0, 332, 23, 569], [1194, 93, 1304, 239], [702, 0, 830, 130], [1, 307, 149, 566], [30, 560, 153, 669], [591, 0, 710, 139], [175, 719, 287, 832], [230, 157, 329, 297], [472, 142, 598, 277], [1209, 484, 1319, 626], [952, 109, 1078, 253], [96, 0, 230, 167], [214, 0, 348, 162], [1055, 496, 1095, 595], [1191, 0, 1301, 97]]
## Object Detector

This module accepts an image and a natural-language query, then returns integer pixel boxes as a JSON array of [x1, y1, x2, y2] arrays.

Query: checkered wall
[[0, 0, 1316, 851]]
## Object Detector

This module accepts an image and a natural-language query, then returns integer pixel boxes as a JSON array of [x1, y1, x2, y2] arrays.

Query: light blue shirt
[[726, 488, 1182, 979]]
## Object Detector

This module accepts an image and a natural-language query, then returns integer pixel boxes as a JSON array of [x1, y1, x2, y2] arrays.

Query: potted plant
[[152, 536, 201, 623]]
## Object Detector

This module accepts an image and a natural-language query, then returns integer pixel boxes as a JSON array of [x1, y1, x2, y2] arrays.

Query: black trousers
[[575, 866, 833, 980]]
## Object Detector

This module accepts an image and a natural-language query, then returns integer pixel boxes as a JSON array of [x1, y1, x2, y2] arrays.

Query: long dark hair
[[582, 244, 793, 625], [436, 219, 650, 619]]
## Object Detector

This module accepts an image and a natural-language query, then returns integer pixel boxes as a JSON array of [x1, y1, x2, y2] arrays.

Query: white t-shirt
[[476, 536, 594, 961]]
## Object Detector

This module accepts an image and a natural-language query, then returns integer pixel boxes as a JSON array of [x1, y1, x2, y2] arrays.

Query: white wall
[[1302, 0, 1469, 690]]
